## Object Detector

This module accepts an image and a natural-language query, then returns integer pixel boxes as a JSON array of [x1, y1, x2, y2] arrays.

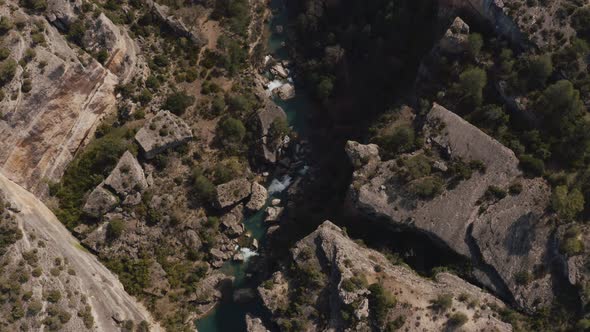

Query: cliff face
[[0, 173, 161, 331], [0, 0, 143, 195], [347, 104, 559, 312], [260, 221, 512, 331]]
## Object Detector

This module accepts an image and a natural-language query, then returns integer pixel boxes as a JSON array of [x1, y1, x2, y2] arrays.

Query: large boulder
[[147, 0, 207, 47], [438, 17, 470, 55], [45, 0, 83, 31], [246, 182, 268, 211], [220, 204, 245, 238], [135, 111, 193, 159], [215, 179, 252, 209], [82, 184, 118, 218], [255, 101, 287, 164], [104, 151, 148, 197]]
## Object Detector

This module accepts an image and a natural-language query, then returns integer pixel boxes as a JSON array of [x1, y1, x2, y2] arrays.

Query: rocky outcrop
[[135, 110, 193, 159], [261, 221, 512, 331], [104, 151, 148, 197], [220, 204, 245, 237], [347, 103, 558, 311], [215, 179, 252, 209], [146, 0, 207, 47], [246, 182, 268, 211], [45, 0, 82, 31], [83, 184, 118, 218]]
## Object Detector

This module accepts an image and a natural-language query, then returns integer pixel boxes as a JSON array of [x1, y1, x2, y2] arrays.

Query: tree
[[163, 91, 195, 115], [316, 77, 333, 100], [526, 54, 552, 89], [457, 67, 487, 106], [519, 154, 545, 177], [572, 7, 590, 42], [377, 125, 416, 159], [217, 117, 245, 147], [552, 185, 584, 221], [467, 33, 483, 58], [0, 58, 16, 86], [107, 219, 125, 239]]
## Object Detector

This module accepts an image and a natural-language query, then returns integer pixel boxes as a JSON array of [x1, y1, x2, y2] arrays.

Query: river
[[195, 1, 310, 330]]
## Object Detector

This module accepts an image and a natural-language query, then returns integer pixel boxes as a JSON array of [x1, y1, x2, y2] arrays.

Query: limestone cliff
[[259, 221, 512, 331], [347, 104, 560, 312]]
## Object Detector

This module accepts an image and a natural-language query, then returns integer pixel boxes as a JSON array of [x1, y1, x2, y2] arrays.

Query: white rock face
[[104, 151, 148, 196]]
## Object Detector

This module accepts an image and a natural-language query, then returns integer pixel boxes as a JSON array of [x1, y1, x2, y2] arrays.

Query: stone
[[274, 83, 295, 100], [439, 17, 470, 54], [246, 182, 268, 211], [183, 230, 202, 250], [252, 238, 259, 250], [221, 205, 245, 238], [147, 0, 207, 47], [233, 253, 244, 262], [122, 192, 142, 206], [83, 184, 118, 218], [271, 198, 281, 206], [104, 151, 148, 196], [135, 111, 193, 159], [215, 179, 252, 209], [264, 206, 284, 223], [210, 248, 226, 261], [255, 101, 288, 164], [271, 63, 288, 78], [345, 141, 380, 168]]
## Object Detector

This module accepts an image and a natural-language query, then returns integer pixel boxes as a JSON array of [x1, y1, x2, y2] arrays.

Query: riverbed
[[195, 1, 308, 330]]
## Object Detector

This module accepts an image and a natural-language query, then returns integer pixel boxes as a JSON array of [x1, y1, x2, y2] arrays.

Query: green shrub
[[486, 185, 507, 200], [551, 185, 584, 221], [457, 67, 487, 106], [45, 290, 61, 303], [509, 182, 523, 195], [67, 20, 87, 46], [467, 33, 483, 58], [0, 58, 17, 86], [559, 225, 584, 256], [0, 16, 13, 35], [409, 176, 443, 199], [164, 91, 195, 115], [519, 154, 544, 177], [377, 125, 416, 159], [431, 294, 453, 312], [213, 158, 242, 184], [403, 154, 431, 180], [107, 219, 125, 239], [191, 168, 216, 203], [20, 0, 47, 11], [514, 270, 532, 286], [217, 117, 246, 148], [448, 312, 468, 327], [368, 283, 396, 326]]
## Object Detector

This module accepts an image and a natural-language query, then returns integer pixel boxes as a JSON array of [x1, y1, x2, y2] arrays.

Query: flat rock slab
[[216, 179, 252, 209], [135, 111, 192, 159]]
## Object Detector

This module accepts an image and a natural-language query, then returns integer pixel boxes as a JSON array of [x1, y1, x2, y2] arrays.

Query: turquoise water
[[195, 1, 308, 330]]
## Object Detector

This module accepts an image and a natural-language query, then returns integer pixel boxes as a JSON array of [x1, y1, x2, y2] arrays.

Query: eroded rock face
[[104, 151, 148, 197], [261, 221, 512, 331], [135, 110, 193, 159], [146, 0, 207, 47], [215, 179, 252, 209], [348, 103, 557, 311]]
